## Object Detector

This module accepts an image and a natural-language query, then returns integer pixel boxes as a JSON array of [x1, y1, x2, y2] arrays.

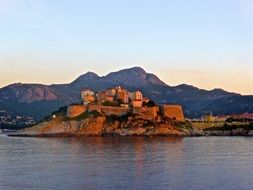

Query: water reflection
[[1, 136, 253, 190]]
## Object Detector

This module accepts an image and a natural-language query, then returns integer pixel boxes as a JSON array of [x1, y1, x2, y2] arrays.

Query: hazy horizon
[[1, 0, 253, 95]]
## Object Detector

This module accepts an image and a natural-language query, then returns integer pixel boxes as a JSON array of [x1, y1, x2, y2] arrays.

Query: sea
[[0, 134, 253, 190]]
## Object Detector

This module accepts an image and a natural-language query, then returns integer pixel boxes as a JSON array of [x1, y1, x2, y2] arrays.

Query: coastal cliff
[[10, 113, 200, 137]]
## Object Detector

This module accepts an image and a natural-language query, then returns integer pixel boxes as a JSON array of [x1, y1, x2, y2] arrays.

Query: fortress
[[67, 86, 185, 121]]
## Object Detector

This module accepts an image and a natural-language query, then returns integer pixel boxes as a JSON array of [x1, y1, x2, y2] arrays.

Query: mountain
[[0, 83, 59, 103], [68, 67, 165, 90], [104, 67, 166, 87], [0, 67, 252, 120], [0, 83, 67, 120]]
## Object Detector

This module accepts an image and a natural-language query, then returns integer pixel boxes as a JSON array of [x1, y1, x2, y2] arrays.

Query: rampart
[[66, 104, 185, 122], [88, 105, 102, 113], [67, 105, 87, 118], [162, 105, 185, 121], [88, 105, 130, 116], [133, 107, 159, 121]]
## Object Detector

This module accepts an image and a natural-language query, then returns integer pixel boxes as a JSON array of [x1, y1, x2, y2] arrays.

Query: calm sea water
[[0, 135, 253, 190]]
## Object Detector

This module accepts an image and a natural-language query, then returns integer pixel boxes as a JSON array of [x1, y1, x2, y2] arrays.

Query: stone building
[[97, 91, 108, 103], [106, 88, 116, 97], [81, 89, 95, 105], [130, 91, 143, 107], [117, 89, 129, 104], [202, 114, 217, 122]]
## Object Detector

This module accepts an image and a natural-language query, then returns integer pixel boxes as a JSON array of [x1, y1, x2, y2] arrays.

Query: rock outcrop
[[10, 114, 199, 137]]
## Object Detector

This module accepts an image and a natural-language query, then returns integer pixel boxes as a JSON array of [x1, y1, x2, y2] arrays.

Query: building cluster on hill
[[81, 86, 149, 108], [66, 86, 185, 122]]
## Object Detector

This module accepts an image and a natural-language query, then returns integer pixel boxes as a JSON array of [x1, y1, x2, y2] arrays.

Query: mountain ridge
[[0, 67, 252, 119]]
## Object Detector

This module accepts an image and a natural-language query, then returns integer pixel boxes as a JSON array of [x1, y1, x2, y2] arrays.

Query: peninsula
[[10, 86, 200, 137]]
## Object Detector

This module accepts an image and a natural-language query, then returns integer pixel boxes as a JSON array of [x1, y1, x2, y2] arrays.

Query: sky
[[0, 0, 253, 95]]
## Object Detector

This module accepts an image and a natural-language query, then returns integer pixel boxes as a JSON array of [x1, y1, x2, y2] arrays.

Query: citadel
[[67, 86, 185, 122]]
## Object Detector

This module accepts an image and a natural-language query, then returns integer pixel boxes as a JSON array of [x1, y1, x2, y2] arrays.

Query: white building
[[81, 89, 95, 98], [81, 89, 95, 105], [129, 91, 143, 107]]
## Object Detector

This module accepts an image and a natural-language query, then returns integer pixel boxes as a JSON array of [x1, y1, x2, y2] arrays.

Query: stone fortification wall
[[67, 105, 87, 118], [88, 105, 130, 116], [133, 107, 159, 121], [88, 105, 102, 113], [101, 106, 130, 116], [162, 105, 185, 121]]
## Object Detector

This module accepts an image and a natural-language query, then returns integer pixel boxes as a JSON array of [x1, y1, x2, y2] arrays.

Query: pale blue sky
[[0, 0, 253, 94]]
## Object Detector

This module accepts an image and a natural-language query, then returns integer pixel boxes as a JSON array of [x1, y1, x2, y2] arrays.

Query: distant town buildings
[[230, 113, 253, 120], [0, 110, 36, 129], [202, 114, 217, 122], [201, 113, 253, 122]]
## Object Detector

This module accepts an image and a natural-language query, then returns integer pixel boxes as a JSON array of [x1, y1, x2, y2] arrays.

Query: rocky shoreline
[[9, 113, 203, 137], [8, 113, 253, 138]]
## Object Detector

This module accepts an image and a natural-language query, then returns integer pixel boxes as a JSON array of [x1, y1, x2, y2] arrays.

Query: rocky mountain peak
[[78, 71, 99, 80], [106, 67, 146, 78], [84, 71, 99, 78], [70, 71, 100, 86], [104, 67, 166, 87]]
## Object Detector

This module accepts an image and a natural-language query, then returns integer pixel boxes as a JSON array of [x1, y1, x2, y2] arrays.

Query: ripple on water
[[0, 136, 253, 190]]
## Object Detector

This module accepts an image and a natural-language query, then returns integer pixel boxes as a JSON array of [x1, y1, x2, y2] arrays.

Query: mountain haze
[[0, 67, 252, 120]]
